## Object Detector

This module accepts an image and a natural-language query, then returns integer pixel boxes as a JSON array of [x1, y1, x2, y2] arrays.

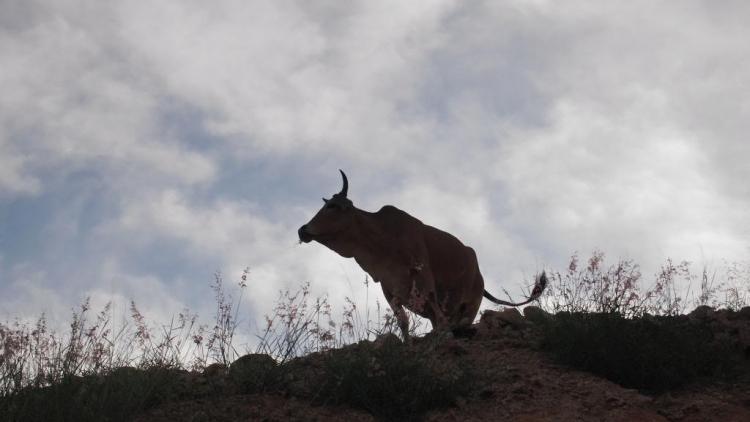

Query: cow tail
[[483, 271, 548, 307]]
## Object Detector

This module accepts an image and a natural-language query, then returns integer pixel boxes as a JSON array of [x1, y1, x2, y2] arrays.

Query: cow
[[298, 170, 547, 341]]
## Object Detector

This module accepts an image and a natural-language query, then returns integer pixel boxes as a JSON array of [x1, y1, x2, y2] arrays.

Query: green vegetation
[[307, 334, 475, 421], [534, 250, 750, 393], [1, 251, 749, 421], [1, 367, 181, 422], [537, 311, 745, 393]]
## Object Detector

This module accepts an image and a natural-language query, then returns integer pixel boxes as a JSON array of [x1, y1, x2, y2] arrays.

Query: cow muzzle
[[298, 225, 314, 243]]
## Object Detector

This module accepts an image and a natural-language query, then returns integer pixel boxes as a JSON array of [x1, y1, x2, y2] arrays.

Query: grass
[[307, 334, 475, 421], [1, 250, 749, 420], [2, 366, 182, 422], [534, 250, 750, 393], [0, 269, 257, 421], [537, 311, 744, 393], [0, 269, 436, 421]]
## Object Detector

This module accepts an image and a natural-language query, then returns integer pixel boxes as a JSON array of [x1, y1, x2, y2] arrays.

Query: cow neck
[[345, 209, 391, 264]]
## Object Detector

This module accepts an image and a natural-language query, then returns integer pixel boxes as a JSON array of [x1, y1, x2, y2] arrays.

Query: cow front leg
[[384, 290, 411, 343], [408, 259, 449, 333]]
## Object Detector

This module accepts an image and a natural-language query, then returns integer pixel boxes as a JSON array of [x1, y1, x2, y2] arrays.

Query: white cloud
[[0, 263, 61, 322], [408, 1, 750, 273], [94, 258, 191, 323], [108, 188, 376, 321], [0, 9, 216, 197], [493, 99, 723, 263], [0, 145, 40, 194], [114, 0, 457, 166], [2, 0, 750, 333], [115, 190, 285, 263]]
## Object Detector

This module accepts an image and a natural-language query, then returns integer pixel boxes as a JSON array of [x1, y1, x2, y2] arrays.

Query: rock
[[452, 325, 478, 339], [622, 388, 654, 406], [203, 362, 228, 380], [200, 363, 233, 394], [439, 341, 469, 357], [715, 308, 731, 321], [479, 309, 500, 327], [496, 308, 527, 329], [372, 333, 401, 350], [476, 310, 503, 339], [689, 305, 715, 322], [523, 306, 552, 324], [110, 366, 140, 378], [476, 308, 528, 340], [176, 370, 207, 396], [230, 354, 277, 392]]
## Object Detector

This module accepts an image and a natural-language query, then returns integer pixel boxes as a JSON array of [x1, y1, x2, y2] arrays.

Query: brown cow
[[298, 170, 547, 340]]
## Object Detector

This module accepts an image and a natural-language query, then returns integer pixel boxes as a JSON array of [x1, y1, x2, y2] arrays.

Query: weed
[[2, 249, 749, 420], [538, 250, 750, 318], [532, 250, 750, 393], [538, 311, 743, 393], [0, 271, 245, 421], [307, 335, 476, 422]]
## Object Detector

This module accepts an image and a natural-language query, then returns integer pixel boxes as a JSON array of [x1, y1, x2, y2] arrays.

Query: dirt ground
[[131, 308, 750, 422]]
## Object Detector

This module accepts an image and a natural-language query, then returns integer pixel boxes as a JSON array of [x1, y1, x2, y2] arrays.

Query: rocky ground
[[130, 307, 750, 422]]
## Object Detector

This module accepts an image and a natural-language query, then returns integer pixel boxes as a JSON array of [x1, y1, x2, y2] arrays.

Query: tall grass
[[0, 268, 435, 421], [1, 250, 749, 419], [537, 249, 750, 318], [0, 268, 259, 421], [0, 272, 244, 397], [535, 250, 750, 393], [253, 275, 428, 363]]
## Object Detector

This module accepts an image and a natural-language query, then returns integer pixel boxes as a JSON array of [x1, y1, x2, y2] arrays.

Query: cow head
[[298, 170, 355, 245]]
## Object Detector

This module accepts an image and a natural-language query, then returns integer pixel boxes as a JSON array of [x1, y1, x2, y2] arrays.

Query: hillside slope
[[131, 308, 750, 422]]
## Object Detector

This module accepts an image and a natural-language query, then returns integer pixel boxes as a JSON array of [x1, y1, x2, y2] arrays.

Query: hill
[[125, 306, 750, 422]]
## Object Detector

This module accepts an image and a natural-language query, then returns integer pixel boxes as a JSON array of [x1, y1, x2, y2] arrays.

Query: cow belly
[[356, 256, 397, 282], [368, 268, 411, 297], [354, 255, 436, 316]]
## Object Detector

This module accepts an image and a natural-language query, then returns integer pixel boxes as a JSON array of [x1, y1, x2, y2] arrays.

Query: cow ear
[[322, 198, 329, 203]]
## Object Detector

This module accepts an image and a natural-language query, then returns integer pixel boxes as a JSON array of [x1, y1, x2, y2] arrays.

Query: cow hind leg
[[425, 292, 450, 331], [455, 304, 472, 328], [451, 300, 481, 338], [451, 267, 484, 337], [409, 265, 449, 333]]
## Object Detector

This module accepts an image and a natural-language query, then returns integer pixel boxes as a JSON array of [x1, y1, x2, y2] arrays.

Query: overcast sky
[[2, 1, 749, 336]]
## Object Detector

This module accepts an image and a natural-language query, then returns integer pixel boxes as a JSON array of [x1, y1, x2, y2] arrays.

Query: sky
[[2, 0, 749, 338]]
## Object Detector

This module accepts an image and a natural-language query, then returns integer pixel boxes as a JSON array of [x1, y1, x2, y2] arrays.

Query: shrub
[[0, 272, 242, 421], [0, 365, 182, 422], [538, 312, 743, 393], [305, 334, 476, 422], [538, 250, 750, 318]]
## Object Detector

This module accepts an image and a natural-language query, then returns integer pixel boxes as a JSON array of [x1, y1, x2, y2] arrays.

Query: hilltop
[[125, 306, 750, 422], [4, 252, 750, 421]]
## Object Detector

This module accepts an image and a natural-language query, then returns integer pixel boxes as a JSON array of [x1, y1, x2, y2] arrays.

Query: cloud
[[0, 8, 217, 198], [114, 0, 458, 166], [107, 187, 373, 318], [114, 190, 285, 262], [2, 0, 749, 334], [0, 146, 40, 195], [406, 1, 750, 272]]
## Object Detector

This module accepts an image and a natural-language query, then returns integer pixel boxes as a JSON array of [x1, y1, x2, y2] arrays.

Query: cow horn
[[338, 170, 348, 197]]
